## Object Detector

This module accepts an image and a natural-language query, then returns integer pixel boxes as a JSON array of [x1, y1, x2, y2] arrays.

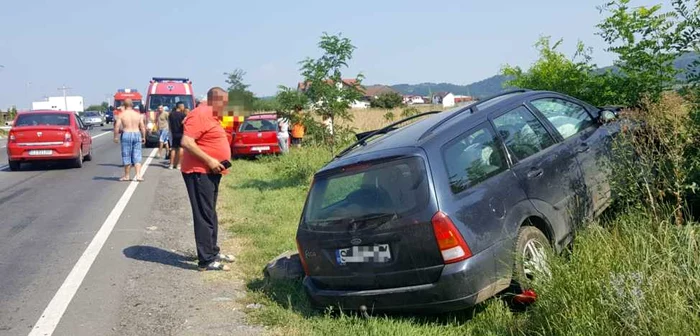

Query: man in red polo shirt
[[180, 87, 234, 272]]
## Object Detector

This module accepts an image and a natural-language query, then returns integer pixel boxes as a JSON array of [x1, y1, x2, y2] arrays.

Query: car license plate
[[252, 146, 270, 152], [336, 244, 391, 265], [28, 150, 52, 156]]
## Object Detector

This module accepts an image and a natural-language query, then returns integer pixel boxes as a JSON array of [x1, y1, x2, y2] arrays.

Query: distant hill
[[388, 52, 698, 99]]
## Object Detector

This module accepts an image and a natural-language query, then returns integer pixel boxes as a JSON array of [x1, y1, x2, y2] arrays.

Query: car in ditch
[[6, 110, 93, 171], [231, 113, 288, 158], [294, 89, 620, 313]]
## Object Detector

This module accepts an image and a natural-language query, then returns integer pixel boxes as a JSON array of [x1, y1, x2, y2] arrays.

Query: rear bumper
[[84, 120, 103, 126], [232, 143, 281, 156], [303, 244, 509, 313], [7, 143, 79, 161]]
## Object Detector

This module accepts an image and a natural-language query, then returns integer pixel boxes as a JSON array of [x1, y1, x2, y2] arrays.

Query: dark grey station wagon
[[295, 90, 620, 313]]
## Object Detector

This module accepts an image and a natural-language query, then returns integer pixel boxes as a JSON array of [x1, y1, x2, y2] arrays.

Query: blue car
[[295, 89, 620, 313]]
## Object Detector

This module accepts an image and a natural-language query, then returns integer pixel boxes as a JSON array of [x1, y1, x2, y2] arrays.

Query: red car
[[6, 110, 93, 171], [231, 113, 289, 157]]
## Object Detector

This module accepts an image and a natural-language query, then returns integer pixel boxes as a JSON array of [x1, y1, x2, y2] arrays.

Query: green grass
[[218, 146, 700, 336]]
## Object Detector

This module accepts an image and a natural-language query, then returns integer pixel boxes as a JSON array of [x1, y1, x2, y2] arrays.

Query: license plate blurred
[[29, 150, 52, 156], [336, 244, 391, 265], [252, 146, 270, 152]]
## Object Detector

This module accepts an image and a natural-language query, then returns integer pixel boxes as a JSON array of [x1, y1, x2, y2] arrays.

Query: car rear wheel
[[8, 160, 21, 171], [72, 148, 84, 168], [84, 147, 92, 161], [513, 226, 551, 293]]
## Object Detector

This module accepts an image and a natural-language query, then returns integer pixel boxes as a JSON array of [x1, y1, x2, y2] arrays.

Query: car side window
[[443, 124, 507, 194], [493, 106, 555, 161], [530, 98, 595, 139]]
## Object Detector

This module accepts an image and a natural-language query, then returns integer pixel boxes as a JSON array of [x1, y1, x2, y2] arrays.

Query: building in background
[[32, 96, 84, 112]]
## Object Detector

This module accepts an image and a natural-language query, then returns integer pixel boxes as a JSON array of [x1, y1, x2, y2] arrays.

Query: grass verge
[[218, 147, 700, 336]]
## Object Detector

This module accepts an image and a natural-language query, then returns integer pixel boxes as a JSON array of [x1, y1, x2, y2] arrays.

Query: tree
[[276, 86, 309, 118], [371, 92, 404, 109], [85, 102, 109, 112], [299, 32, 365, 149], [502, 36, 625, 106], [224, 69, 256, 111], [224, 69, 250, 92], [596, 0, 682, 105]]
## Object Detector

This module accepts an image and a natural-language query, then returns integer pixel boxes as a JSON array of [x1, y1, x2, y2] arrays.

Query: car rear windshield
[[303, 157, 431, 232], [15, 113, 71, 127], [84, 111, 100, 117], [239, 119, 278, 132]]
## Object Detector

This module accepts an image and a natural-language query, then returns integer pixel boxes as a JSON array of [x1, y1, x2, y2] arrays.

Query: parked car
[[295, 89, 620, 313], [81, 110, 105, 127], [6, 110, 93, 171], [231, 113, 288, 158]]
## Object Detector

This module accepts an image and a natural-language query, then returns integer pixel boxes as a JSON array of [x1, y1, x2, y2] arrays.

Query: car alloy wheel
[[522, 239, 549, 281]]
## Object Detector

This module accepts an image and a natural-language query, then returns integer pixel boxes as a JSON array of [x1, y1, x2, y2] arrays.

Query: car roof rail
[[417, 89, 530, 141], [334, 110, 442, 160]]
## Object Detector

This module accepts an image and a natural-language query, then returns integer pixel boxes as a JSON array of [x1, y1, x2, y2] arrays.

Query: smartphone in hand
[[220, 160, 232, 169]]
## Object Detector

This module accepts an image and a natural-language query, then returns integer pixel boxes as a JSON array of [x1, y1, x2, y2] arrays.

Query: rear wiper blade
[[347, 212, 398, 231]]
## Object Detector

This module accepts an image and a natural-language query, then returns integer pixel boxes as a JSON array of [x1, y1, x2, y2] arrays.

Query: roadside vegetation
[[216, 0, 700, 335]]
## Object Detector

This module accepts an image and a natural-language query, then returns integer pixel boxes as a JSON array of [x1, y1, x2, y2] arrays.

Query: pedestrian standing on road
[[277, 116, 290, 154], [157, 105, 171, 160], [113, 98, 146, 182], [168, 102, 187, 170], [180, 87, 235, 272]]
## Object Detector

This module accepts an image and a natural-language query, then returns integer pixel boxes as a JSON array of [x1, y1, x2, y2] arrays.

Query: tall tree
[[299, 32, 364, 149], [224, 69, 250, 92]]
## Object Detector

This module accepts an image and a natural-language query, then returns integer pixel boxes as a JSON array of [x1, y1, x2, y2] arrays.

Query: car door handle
[[577, 143, 590, 153], [527, 168, 543, 179]]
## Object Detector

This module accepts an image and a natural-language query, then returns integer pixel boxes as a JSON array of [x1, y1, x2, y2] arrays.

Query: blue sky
[[0, 0, 669, 109]]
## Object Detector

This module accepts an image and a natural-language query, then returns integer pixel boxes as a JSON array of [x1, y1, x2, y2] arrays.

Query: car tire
[[73, 148, 84, 168], [512, 225, 550, 292], [100, 123, 104, 127], [84, 147, 92, 162], [8, 160, 20, 171]]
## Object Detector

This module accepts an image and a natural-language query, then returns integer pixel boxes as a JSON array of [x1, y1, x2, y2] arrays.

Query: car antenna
[[334, 110, 442, 160]]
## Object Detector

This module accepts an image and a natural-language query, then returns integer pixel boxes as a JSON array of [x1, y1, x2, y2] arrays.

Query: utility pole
[[58, 84, 71, 111]]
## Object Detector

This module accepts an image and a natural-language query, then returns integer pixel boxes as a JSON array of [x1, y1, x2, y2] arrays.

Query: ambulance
[[143, 77, 195, 147]]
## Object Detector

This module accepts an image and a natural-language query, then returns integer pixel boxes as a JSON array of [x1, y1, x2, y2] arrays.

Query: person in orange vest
[[290, 107, 305, 148]]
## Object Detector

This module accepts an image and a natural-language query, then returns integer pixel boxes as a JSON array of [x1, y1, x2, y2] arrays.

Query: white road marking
[[28, 148, 158, 336], [0, 164, 7, 171], [91, 131, 111, 140]]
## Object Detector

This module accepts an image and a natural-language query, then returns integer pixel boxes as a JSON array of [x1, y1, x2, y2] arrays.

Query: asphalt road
[[0, 127, 257, 336]]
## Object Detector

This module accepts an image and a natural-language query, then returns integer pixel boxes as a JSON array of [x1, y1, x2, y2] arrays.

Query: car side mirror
[[599, 110, 616, 124]]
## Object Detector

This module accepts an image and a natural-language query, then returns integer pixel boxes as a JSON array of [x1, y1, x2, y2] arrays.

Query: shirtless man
[[113, 99, 146, 181]]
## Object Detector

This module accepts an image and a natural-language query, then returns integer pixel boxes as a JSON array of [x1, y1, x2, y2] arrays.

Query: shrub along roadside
[[218, 144, 700, 335]]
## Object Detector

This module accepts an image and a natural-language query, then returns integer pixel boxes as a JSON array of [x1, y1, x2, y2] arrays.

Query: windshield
[[147, 95, 194, 111], [303, 157, 430, 232], [239, 119, 278, 132], [114, 100, 143, 111], [84, 111, 100, 117], [15, 113, 71, 127]]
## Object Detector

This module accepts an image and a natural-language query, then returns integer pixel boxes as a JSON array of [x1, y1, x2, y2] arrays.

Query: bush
[[401, 107, 420, 118], [371, 92, 404, 109], [607, 92, 700, 224], [383, 111, 395, 122]]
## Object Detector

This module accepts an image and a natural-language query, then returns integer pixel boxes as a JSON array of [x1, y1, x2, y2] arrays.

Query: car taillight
[[64, 131, 72, 142], [296, 237, 310, 276], [432, 211, 472, 264]]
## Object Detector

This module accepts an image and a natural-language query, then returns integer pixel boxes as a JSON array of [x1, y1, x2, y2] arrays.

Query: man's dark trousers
[[182, 172, 221, 268]]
